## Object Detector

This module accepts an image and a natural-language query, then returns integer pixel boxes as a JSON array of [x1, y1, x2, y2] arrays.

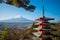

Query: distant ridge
[[0, 17, 34, 23]]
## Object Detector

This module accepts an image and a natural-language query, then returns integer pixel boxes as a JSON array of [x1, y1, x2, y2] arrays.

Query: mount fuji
[[0, 17, 34, 23]]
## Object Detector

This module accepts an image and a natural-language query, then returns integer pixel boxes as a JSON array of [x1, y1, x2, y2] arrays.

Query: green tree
[[0, 27, 9, 40]]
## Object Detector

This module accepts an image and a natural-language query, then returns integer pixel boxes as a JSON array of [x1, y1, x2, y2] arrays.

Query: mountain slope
[[0, 17, 33, 23]]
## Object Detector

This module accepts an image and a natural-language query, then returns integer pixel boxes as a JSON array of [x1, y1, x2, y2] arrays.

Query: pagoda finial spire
[[42, 5, 45, 18]]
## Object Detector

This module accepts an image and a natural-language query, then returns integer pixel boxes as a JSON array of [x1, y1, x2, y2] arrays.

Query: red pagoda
[[32, 6, 59, 40]]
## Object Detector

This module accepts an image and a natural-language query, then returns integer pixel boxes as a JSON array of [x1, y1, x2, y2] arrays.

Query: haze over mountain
[[0, 17, 34, 23]]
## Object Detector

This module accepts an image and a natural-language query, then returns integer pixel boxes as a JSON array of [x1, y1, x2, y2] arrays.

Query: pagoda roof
[[40, 22, 55, 25], [39, 34, 59, 38], [33, 27, 41, 30], [33, 28, 57, 31], [39, 28, 57, 31], [35, 22, 55, 25], [32, 32, 59, 38], [36, 17, 54, 20], [32, 32, 41, 37]]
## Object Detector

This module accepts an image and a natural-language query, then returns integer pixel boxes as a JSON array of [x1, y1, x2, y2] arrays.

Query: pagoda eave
[[39, 28, 57, 31], [36, 17, 54, 21], [35, 22, 55, 25], [33, 28, 57, 31]]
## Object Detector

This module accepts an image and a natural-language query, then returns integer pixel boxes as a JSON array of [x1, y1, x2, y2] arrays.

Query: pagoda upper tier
[[36, 17, 54, 21]]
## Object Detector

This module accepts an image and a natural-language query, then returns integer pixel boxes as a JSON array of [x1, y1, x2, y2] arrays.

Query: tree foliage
[[0, 27, 9, 40], [0, 0, 35, 12]]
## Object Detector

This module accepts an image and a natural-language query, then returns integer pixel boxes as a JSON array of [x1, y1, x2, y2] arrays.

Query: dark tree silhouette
[[0, 0, 35, 12]]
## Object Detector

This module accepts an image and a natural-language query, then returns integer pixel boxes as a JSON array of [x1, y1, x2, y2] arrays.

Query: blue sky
[[0, 0, 60, 22]]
